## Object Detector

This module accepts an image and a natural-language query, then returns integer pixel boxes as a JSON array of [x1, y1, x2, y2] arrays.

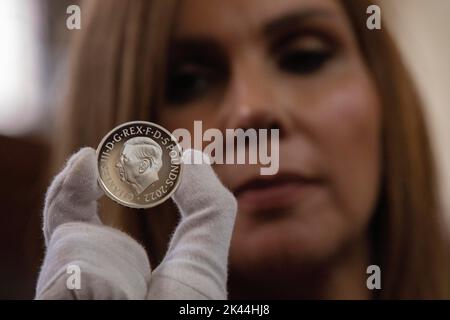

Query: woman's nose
[[218, 59, 291, 137]]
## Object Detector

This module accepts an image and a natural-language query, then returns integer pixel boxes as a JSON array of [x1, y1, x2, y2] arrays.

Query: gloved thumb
[[43, 147, 104, 246]]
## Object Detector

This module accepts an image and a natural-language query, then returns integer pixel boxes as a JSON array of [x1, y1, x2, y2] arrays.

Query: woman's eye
[[278, 49, 333, 75], [166, 64, 213, 105]]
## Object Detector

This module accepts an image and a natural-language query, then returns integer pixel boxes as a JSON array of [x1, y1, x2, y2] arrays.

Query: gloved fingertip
[[172, 149, 237, 217]]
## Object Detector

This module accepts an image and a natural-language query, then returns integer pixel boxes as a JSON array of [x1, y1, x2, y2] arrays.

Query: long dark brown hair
[[52, 0, 449, 298]]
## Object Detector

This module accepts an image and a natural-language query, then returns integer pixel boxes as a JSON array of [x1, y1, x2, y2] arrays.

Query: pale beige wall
[[381, 0, 450, 224]]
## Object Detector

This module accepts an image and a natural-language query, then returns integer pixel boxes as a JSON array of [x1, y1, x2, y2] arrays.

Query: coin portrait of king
[[116, 136, 163, 195]]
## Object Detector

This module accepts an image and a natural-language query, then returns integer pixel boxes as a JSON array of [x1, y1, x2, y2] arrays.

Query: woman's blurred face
[[160, 0, 381, 282]]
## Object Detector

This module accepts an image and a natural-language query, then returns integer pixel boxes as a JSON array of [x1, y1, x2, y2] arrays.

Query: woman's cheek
[[313, 74, 382, 231]]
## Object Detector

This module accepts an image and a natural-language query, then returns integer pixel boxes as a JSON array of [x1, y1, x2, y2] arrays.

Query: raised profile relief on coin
[[97, 121, 183, 209], [116, 137, 163, 195]]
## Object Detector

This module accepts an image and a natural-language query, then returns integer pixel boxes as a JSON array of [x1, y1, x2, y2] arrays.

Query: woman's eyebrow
[[263, 9, 335, 37], [170, 38, 215, 52], [169, 38, 227, 63]]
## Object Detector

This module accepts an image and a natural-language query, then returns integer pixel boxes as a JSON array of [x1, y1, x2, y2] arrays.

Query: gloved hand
[[35, 147, 237, 300]]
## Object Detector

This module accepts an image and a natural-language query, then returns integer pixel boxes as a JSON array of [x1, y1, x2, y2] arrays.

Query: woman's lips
[[234, 174, 322, 212]]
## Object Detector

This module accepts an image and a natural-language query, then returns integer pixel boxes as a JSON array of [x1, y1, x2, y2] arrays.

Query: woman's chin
[[231, 229, 338, 275], [230, 212, 347, 278]]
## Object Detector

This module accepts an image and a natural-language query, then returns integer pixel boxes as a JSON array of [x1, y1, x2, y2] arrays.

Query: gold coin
[[96, 121, 183, 209]]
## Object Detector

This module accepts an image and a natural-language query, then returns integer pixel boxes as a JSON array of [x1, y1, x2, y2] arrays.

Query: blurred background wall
[[0, 0, 448, 299], [381, 0, 450, 225], [0, 0, 77, 299]]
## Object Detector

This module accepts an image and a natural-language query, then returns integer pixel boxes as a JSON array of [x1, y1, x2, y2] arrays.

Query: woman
[[46, 0, 449, 299]]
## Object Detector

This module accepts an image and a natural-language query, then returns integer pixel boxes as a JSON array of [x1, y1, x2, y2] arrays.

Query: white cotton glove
[[147, 150, 237, 299], [35, 147, 237, 300], [36, 147, 151, 299]]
